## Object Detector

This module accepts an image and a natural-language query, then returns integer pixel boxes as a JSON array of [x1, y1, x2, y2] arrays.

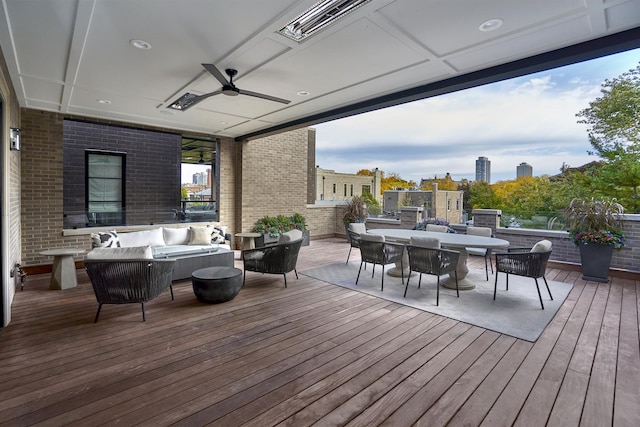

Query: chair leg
[[400, 259, 404, 285], [294, 269, 299, 280], [418, 273, 422, 289], [356, 261, 364, 285], [381, 266, 385, 292], [484, 256, 489, 281], [436, 276, 440, 306], [543, 276, 553, 300], [506, 274, 509, 291], [169, 284, 174, 300], [94, 304, 103, 323], [346, 247, 352, 264], [493, 273, 498, 300], [371, 264, 376, 278], [141, 302, 146, 321], [404, 274, 411, 297], [243, 270, 246, 285], [534, 278, 544, 309], [283, 273, 288, 288]]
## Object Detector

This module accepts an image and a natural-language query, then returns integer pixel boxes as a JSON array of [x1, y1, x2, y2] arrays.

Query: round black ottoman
[[191, 266, 243, 303]]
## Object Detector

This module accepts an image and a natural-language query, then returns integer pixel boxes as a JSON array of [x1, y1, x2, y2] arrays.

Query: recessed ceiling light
[[97, 99, 111, 104], [159, 110, 175, 115], [297, 90, 310, 96], [130, 39, 152, 50], [479, 18, 503, 32]]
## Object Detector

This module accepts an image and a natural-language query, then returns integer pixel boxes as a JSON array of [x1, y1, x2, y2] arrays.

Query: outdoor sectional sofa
[[86, 225, 234, 281]]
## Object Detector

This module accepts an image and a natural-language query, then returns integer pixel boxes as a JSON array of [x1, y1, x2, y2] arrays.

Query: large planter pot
[[255, 230, 309, 247], [578, 242, 614, 283]]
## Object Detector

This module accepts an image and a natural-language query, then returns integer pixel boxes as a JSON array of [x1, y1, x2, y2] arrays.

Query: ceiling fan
[[168, 64, 291, 111]]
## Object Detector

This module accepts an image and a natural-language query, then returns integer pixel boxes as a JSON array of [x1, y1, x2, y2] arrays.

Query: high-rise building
[[192, 172, 206, 185], [475, 156, 491, 182], [517, 162, 533, 178]]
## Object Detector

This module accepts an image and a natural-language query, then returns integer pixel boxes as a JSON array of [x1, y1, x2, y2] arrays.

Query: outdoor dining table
[[368, 228, 510, 290]]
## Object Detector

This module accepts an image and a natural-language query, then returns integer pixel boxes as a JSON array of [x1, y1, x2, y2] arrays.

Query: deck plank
[[0, 238, 637, 426]]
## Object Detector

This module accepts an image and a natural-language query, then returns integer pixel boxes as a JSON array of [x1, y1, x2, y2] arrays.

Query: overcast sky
[[313, 48, 640, 184]]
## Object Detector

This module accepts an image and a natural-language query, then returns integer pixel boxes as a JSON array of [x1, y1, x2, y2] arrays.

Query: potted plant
[[252, 213, 309, 247], [413, 218, 456, 233], [343, 196, 368, 240], [565, 197, 625, 282]]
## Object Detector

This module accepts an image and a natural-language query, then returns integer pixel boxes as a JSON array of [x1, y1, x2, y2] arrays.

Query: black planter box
[[578, 242, 614, 283]]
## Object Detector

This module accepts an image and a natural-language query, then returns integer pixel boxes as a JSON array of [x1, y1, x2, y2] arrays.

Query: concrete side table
[[39, 248, 85, 290], [192, 266, 243, 303], [234, 232, 261, 250]]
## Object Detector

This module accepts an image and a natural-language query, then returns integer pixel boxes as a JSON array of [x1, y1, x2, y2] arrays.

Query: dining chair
[[405, 238, 460, 305], [346, 222, 367, 264], [425, 224, 449, 233], [466, 226, 494, 280], [356, 233, 405, 291], [494, 239, 553, 309]]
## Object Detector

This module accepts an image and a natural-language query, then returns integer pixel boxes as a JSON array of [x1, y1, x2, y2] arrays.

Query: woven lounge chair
[[85, 259, 176, 322], [242, 229, 304, 287]]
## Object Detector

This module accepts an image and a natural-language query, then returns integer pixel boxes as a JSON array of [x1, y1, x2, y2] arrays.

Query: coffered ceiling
[[1, 0, 639, 141]]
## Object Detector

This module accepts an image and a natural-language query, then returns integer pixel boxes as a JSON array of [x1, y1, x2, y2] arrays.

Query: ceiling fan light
[[279, 0, 373, 41], [222, 87, 239, 96]]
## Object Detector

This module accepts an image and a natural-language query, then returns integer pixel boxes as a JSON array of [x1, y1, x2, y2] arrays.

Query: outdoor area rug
[[300, 262, 573, 342]]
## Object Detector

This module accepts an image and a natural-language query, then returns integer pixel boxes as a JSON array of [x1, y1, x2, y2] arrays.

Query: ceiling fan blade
[[238, 89, 291, 104], [201, 63, 229, 86]]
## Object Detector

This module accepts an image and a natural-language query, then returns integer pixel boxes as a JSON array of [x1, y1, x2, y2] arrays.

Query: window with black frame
[[86, 151, 125, 226]]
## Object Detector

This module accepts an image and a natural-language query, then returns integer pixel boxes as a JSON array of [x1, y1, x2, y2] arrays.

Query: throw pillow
[[189, 226, 213, 245], [531, 240, 552, 253], [85, 245, 153, 260], [211, 226, 226, 244], [278, 229, 303, 244], [90, 230, 120, 248]]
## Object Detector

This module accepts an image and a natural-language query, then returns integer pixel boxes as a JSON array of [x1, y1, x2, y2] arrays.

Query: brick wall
[[239, 128, 310, 233]]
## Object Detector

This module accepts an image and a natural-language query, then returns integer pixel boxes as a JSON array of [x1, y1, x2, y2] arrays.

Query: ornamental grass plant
[[565, 198, 625, 248]]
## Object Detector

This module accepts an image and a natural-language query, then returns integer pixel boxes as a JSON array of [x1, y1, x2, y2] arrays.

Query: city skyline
[[313, 48, 640, 184]]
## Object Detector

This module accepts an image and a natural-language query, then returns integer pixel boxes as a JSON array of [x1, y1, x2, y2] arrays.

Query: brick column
[[471, 209, 501, 233], [400, 207, 423, 229]]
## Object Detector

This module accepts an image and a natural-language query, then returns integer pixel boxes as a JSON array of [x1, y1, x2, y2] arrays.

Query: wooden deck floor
[[1, 237, 639, 426]]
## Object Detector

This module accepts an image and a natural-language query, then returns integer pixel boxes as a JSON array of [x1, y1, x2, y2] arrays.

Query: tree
[[356, 169, 373, 176], [576, 62, 640, 212], [381, 171, 415, 192], [468, 181, 498, 209]]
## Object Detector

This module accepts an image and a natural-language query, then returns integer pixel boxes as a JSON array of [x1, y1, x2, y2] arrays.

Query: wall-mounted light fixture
[[10, 128, 20, 151]]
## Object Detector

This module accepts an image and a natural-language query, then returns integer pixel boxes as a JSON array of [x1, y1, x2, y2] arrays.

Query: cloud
[[315, 49, 640, 183]]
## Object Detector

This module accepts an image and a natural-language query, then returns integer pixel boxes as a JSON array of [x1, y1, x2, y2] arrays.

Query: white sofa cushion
[[86, 245, 153, 260], [162, 227, 190, 245], [118, 228, 166, 248], [153, 244, 219, 258]]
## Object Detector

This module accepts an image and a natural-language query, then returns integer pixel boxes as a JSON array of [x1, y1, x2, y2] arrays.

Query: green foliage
[[252, 213, 307, 237], [575, 62, 640, 212], [468, 181, 498, 209]]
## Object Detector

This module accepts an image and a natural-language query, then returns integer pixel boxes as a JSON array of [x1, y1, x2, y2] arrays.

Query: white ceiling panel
[[0, 0, 638, 139]]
